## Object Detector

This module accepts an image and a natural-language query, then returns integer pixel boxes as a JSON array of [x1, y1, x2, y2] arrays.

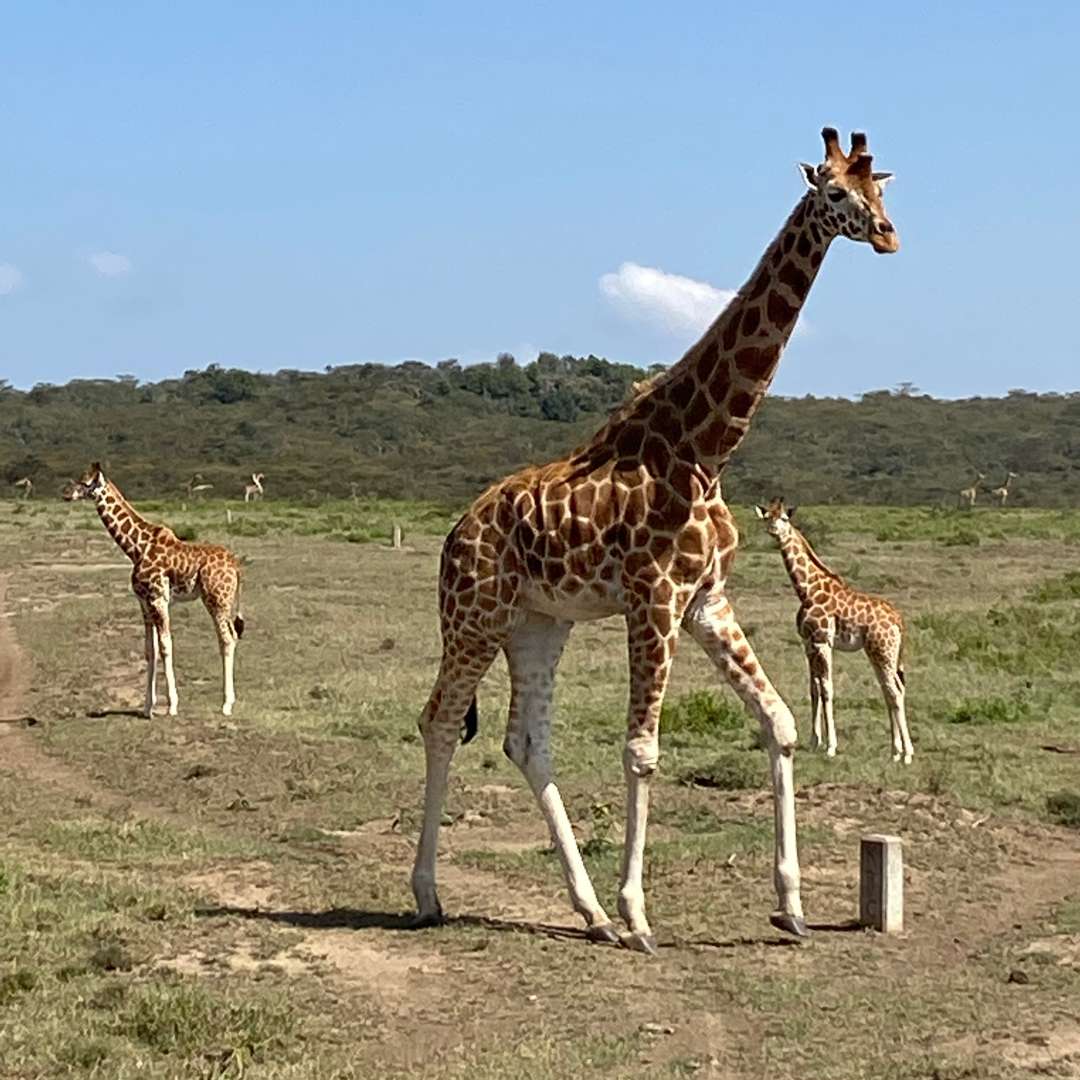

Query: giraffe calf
[[64, 463, 245, 718], [756, 498, 913, 764]]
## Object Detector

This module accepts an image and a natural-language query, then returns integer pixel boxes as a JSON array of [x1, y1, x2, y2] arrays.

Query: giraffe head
[[799, 128, 898, 254], [755, 497, 798, 541], [63, 462, 107, 502]]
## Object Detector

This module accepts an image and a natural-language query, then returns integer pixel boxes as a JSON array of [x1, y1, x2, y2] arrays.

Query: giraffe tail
[[461, 696, 479, 745], [233, 572, 245, 639]]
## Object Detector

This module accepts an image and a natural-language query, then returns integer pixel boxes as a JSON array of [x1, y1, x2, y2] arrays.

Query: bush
[[1046, 791, 1080, 828], [945, 696, 1032, 725], [678, 753, 763, 791], [661, 690, 745, 735]]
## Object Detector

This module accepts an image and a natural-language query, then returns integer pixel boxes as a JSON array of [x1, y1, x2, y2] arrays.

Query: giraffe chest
[[135, 556, 203, 602]]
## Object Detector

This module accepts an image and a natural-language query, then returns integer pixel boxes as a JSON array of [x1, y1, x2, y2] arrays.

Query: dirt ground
[[1, 500, 1078, 1078]]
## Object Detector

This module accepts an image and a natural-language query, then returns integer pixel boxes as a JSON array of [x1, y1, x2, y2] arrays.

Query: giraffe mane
[[795, 525, 843, 582]]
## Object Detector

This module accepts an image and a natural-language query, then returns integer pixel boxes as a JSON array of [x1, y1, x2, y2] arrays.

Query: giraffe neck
[[580, 191, 833, 479], [673, 192, 833, 472], [94, 481, 158, 563], [777, 527, 837, 604]]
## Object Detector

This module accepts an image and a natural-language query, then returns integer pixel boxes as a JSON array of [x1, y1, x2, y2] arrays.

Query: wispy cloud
[[600, 262, 735, 338], [0, 264, 23, 295], [88, 251, 133, 277]]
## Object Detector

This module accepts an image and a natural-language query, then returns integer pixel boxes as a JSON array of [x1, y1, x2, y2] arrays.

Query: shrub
[[1046, 791, 1080, 828], [661, 690, 745, 736], [678, 753, 763, 791], [945, 696, 1032, 726]]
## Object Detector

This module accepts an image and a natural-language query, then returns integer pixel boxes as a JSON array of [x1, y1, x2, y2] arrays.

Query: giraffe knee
[[624, 733, 659, 778], [761, 700, 798, 753]]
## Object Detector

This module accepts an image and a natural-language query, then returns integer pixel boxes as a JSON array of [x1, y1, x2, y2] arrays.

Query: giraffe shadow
[[194, 903, 595, 943], [86, 707, 147, 719], [194, 904, 826, 950]]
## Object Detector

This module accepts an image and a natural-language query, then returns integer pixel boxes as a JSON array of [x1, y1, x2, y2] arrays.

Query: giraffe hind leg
[[502, 613, 617, 943], [411, 640, 500, 927]]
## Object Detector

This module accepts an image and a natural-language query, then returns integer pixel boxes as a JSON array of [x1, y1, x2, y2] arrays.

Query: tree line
[[2, 356, 1078, 507]]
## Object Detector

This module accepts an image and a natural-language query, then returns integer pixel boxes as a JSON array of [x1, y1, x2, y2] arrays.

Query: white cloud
[[600, 262, 736, 338], [600, 260, 810, 340], [0, 264, 23, 295], [88, 251, 133, 277]]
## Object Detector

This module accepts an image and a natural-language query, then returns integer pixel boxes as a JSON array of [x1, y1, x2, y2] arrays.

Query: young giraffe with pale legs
[[959, 472, 985, 509], [411, 127, 901, 950], [990, 472, 1017, 507], [63, 463, 245, 717], [756, 498, 913, 765], [243, 473, 265, 503]]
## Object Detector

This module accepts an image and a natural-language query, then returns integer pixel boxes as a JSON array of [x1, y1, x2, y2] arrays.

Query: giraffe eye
[[826, 189, 846, 202]]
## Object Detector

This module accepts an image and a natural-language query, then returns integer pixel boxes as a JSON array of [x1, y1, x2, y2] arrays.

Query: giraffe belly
[[834, 625, 864, 651], [521, 582, 623, 623]]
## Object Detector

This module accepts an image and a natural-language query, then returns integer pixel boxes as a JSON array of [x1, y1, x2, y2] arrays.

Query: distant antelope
[[990, 472, 1017, 507], [958, 472, 985, 509], [13, 477, 32, 501], [184, 473, 214, 500], [243, 473, 265, 503]]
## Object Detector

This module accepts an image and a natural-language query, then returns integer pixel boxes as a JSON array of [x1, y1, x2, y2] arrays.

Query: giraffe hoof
[[621, 931, 659, 956], [825, 747, 837, 758], [407, 909, 445, 930], [585, 922, 621, 946], [769, 912, 810, 938]]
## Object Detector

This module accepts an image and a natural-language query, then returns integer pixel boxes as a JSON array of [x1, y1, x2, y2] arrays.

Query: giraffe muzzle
[[870, 220, 899, 254]]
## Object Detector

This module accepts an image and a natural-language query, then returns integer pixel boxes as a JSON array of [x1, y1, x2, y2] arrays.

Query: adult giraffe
[[412, 127, 900, 950]]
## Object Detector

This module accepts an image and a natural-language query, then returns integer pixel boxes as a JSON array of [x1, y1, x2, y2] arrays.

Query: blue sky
[[2, 1, 1077, 397]]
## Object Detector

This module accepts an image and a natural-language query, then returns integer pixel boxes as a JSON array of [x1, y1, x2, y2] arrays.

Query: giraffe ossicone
[[756, 498, 913, 765], [411, 126, 901, 947], [63, 462, 245, 718]]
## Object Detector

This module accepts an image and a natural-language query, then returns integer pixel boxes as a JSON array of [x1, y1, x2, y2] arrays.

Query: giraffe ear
[[787, 505, 798, 520], [754, 505, 767, 519], [90, 461, 103, 475], [872, 171, 894, 187], [798, 162, 818, 189]]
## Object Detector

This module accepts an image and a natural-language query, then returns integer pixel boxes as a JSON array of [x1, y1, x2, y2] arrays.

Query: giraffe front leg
[[141, 606, 158, 718], [685, 591, 807, 937], [617, 605, 680, 955], [150, 600, 178, 717], [503, 613, 617, 943], [807, 640, 837, 757], [804, 640, 823, 751]]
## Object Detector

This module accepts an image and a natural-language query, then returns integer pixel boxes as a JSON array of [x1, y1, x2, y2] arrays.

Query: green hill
[[2, 356, 1077, 507]]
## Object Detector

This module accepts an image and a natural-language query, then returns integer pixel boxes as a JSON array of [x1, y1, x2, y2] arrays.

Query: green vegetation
[[1046, 791, 1080, 828], [3, 360, 1079, 505], [660, 689, 747, 735]]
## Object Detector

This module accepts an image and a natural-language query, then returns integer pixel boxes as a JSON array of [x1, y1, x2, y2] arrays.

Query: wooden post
[[392, 524, 402, 550], [226, 508, 233, 526], [860, 834, 903, 933]]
